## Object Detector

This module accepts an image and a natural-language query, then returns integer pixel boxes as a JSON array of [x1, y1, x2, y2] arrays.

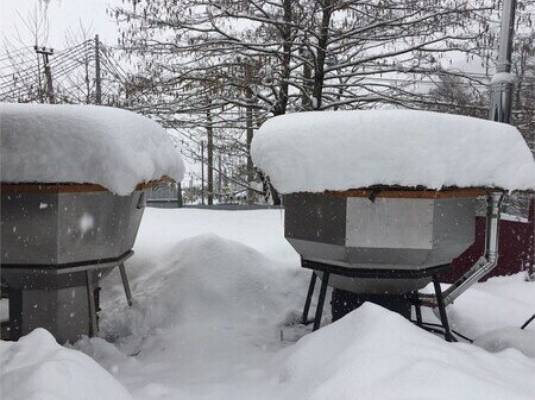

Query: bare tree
[[111, 0, 533, 204]]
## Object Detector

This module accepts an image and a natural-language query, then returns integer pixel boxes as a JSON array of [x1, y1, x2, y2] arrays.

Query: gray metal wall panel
[[1, 192, 59, 264], [283, 193, 346, 246], [346, 197, 434, 249], [283, 193, 478, 295], [432, 198, 476, 259], [1, 189, 145, 266]]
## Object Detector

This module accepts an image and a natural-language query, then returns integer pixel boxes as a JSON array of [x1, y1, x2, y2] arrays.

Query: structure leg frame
[[432, 275, 455, 342], [313, 272, 330, 331]]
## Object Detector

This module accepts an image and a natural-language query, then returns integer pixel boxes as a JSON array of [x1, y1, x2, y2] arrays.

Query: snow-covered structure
[[252, 110, 535, 338], [251, 110, 535, 193], [0, 103, 184, 343]]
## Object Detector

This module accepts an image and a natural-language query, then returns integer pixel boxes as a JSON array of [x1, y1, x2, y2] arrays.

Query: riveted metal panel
[[432, 198, 476, 259], [346, 197, 434, 249], [1, 191, 60, 264], [284, 193, 346, 246]]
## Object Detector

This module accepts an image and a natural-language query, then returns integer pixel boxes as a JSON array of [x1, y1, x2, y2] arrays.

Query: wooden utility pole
[[177, 182, 183, 208], [201, 140, 205, 205], [218, 151, 223, 203], [94, 35, 102, 105], [206, 105, 214, 206], [35, 51, 43, 103], [34, 46, 54, 104], [245, 63, 255, 204]]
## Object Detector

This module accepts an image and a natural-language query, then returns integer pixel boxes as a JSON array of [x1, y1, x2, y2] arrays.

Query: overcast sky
[[0, 0, 485, 75], [0, 0, 121, 50]]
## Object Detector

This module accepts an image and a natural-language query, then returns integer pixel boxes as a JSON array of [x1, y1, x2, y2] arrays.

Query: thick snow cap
[[251, 110, 535, 194], [0, 103, 184, 195]]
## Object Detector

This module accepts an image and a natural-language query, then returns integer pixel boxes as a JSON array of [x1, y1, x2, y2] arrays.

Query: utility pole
[[201, 140, 205, 205], [488, 0, 530, 277], [177, 182, 183, 208], [245, 62, 255, 204], [206, 106, 214, 206], [35, 51, 43, 103], [94, 34, 102, 105], [34, 46, 54, 104], [489, 0, 517, 124], [218, 151, 223, 203]]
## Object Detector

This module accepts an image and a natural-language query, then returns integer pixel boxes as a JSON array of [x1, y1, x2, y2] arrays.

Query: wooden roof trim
[[0, 176, 175, 194], [324, 187, 493, 199]]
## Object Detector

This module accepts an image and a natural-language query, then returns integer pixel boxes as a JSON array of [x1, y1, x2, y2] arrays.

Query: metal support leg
[[313, 272, 329, 331], [414, 292, 423, 327], [521, 313, 535, 330], [86, 270, 98, 337], [302, 272, 317, 324], [433, 275, 455, 342], [119, 263, 133, 307]]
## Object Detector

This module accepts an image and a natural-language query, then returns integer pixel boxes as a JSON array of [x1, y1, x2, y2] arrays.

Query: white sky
[[0, 0, 122, 50]]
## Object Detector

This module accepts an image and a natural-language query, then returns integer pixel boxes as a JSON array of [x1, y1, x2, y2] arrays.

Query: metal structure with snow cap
[[251, 1, 525, 340], [251, 109, 534, 336], [289, 188, 503, 340], [0, 103, 183, 343], [1, 183, 147, 343], [250, 105, 524, 340]]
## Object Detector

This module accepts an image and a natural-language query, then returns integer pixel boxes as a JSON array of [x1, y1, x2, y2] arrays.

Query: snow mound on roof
[[0, 328, 133, 400], [0, 103, 184, 195], [278, 303, 535, 400], [251, 110, 535, 193]]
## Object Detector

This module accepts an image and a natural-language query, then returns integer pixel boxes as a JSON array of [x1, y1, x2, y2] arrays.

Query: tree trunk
[[245, 64, 255, 204], [312, 0, 334, 109], [206, 105, 214, 206]]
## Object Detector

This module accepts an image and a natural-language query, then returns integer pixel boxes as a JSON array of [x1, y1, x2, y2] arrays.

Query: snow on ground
[[447, 273, 535, 338], [0, 328, 132, 400], [251, 110, 535, 193], [0, 103, 184, 195], [278, 303, 535, 400], [3, 208, 535, 400], [475, 327, 535, 358]]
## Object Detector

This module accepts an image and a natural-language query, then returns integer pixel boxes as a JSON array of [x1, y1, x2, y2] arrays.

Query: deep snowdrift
[[0, 103, 184, 195], [475, 327, 535, 358], [4, 209, 535, 400], [81, 209, 535, 400], [103, 233, 300, 337], [251, 110, 535, 193], [0, 328, 132, 400], [278, 303, 535, 400], [98, 233, 305, 377]]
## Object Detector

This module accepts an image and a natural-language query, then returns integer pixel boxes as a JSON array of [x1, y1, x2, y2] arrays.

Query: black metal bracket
[[300, 258, 456, 341], [301, 271, 330, 331], [119, 262, 133, 307], [301, 272, 317, 324], [301, 258, 450, 279], [432, 275, 455, 342]]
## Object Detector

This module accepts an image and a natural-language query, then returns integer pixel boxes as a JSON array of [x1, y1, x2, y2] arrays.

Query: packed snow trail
[[74, 208, 535, 400]]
